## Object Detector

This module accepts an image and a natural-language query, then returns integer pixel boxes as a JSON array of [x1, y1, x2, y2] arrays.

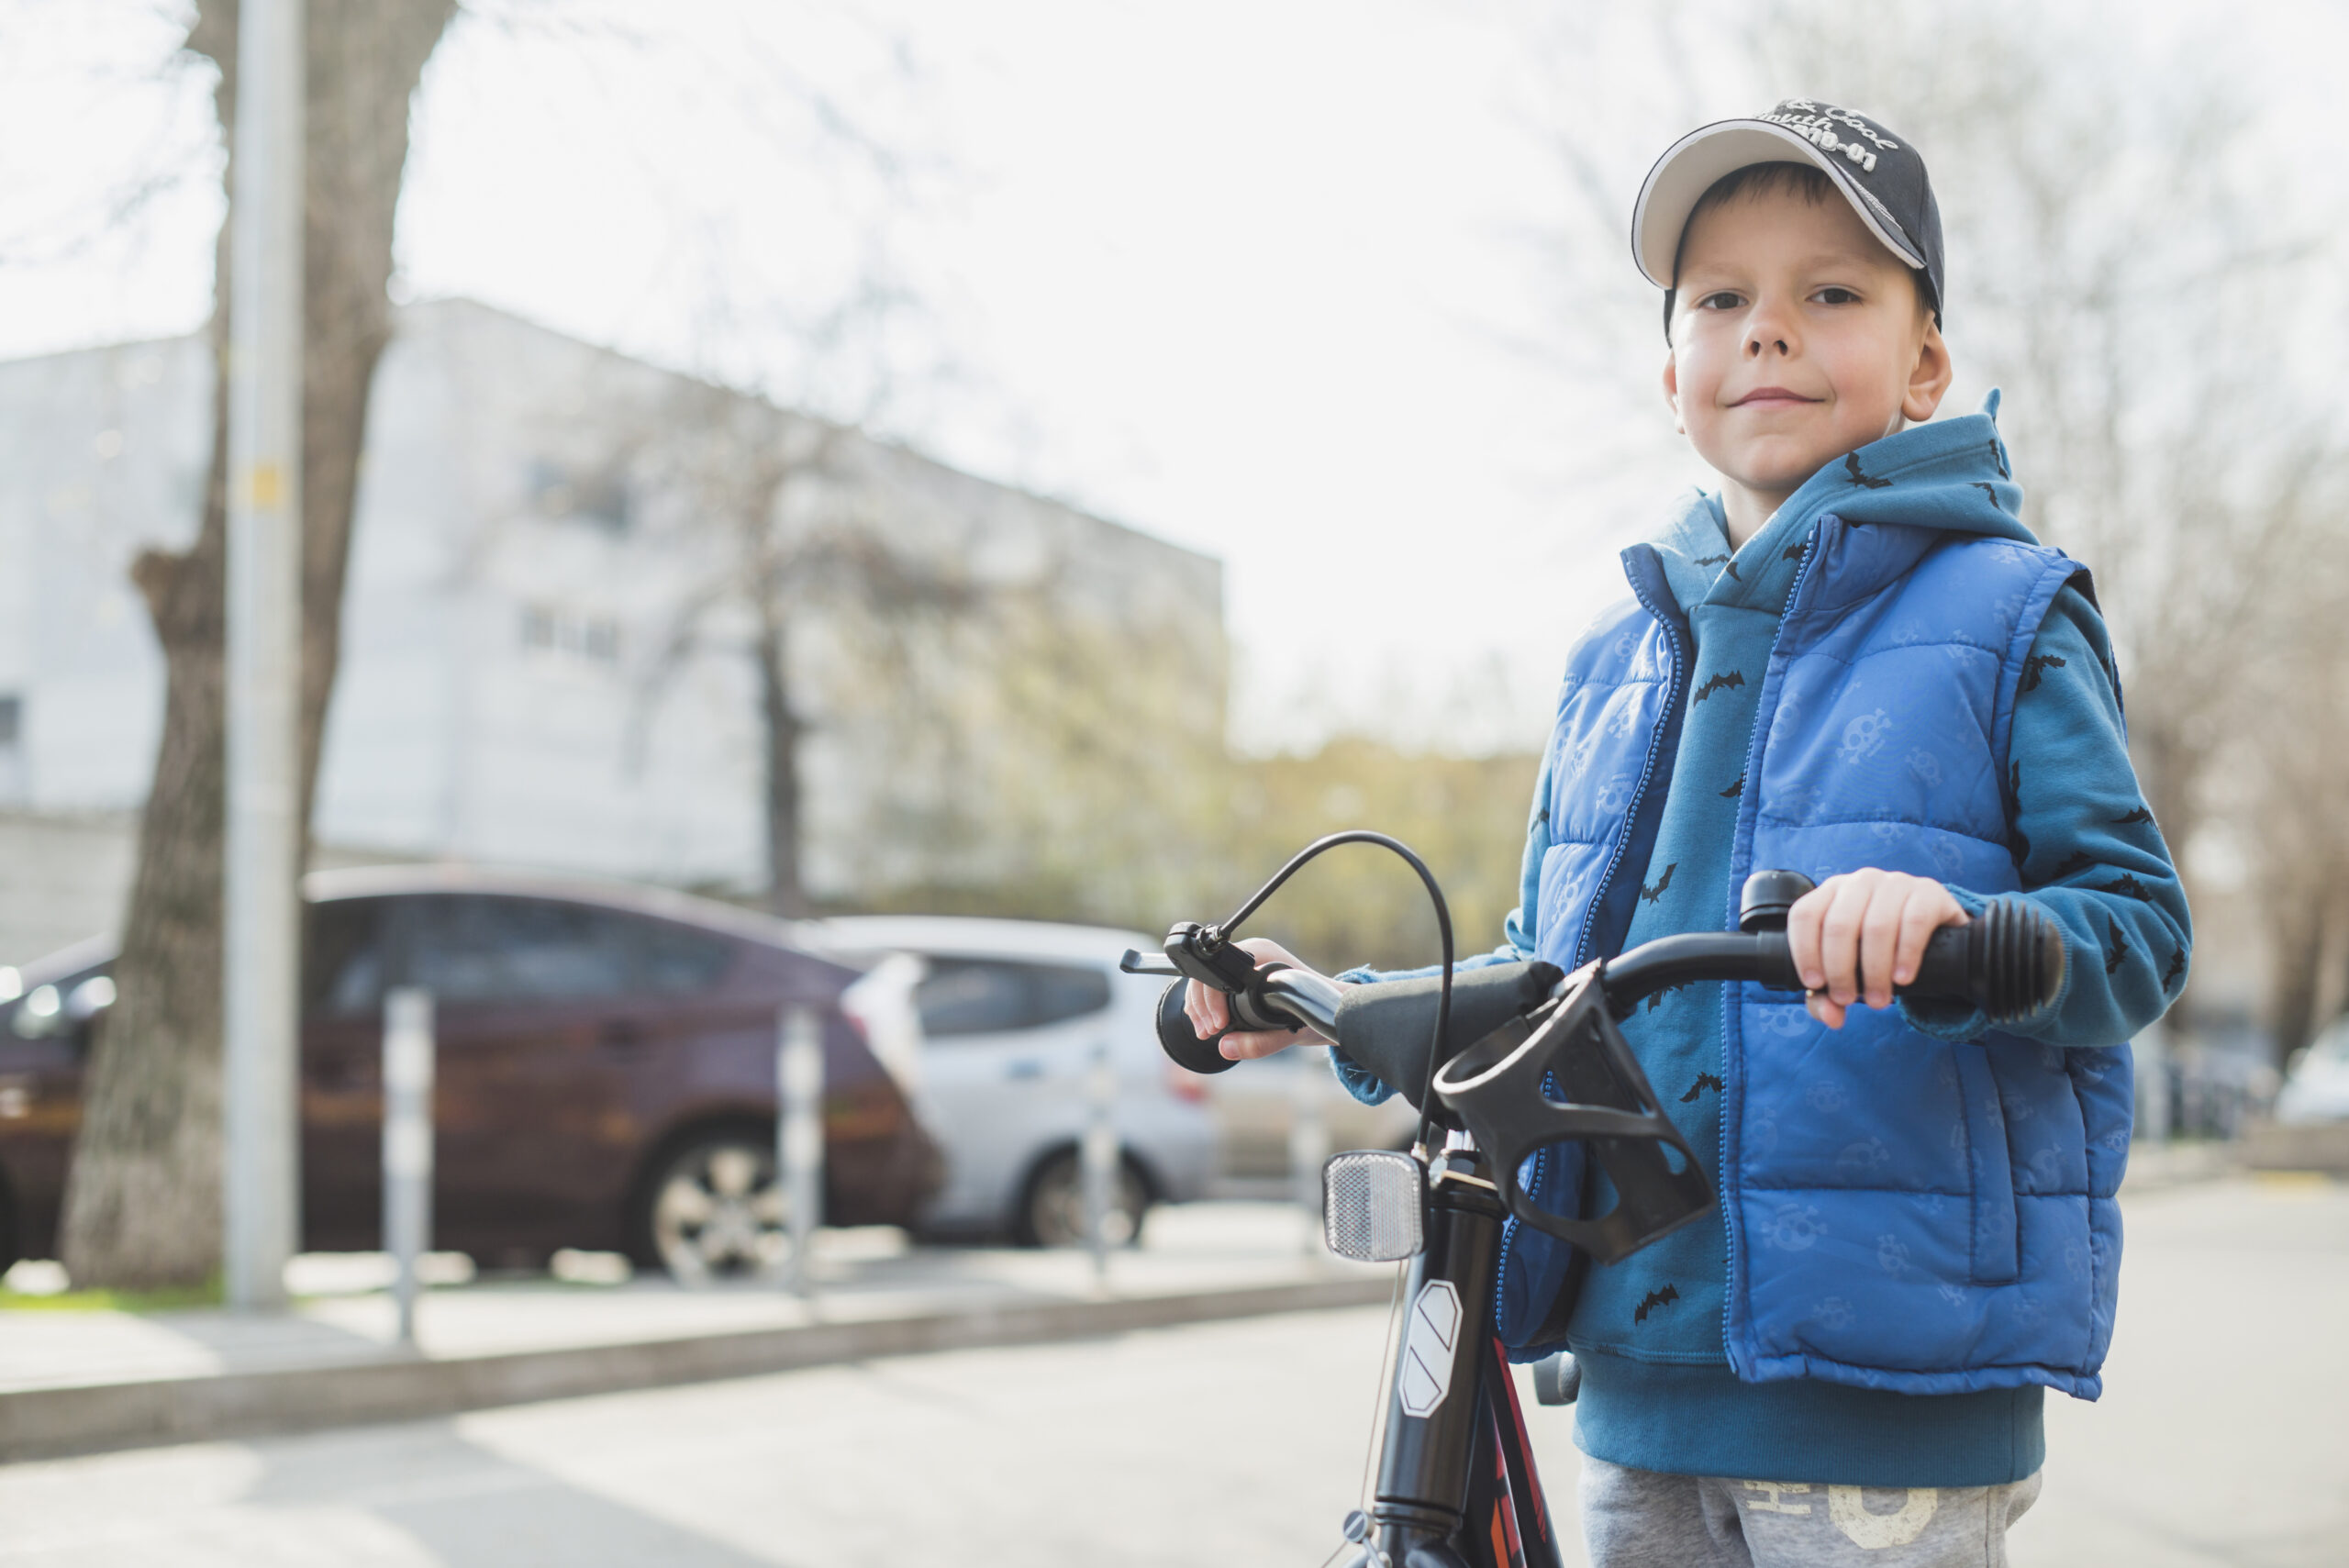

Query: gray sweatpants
[[1580, 1455, 2042, 1567]]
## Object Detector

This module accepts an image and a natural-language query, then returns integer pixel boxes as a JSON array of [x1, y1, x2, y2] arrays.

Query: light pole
[[222, 0, 305, 1312]]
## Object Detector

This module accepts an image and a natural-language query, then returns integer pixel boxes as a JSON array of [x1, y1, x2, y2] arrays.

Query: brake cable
[[1207, 829, 1455, 1158]]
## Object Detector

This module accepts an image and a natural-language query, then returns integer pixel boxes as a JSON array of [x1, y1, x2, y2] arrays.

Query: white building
[[0, 300, 1224, 964]]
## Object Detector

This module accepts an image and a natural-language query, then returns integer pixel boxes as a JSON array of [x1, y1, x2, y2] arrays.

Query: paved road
[[0, 1176, 2341, 1566]]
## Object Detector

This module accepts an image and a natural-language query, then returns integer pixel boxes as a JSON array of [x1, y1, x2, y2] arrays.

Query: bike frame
[[1247, 952, 1703, 1568], [1368, 1141, 1557, 1568], [1130, 848, 2061, 1568]]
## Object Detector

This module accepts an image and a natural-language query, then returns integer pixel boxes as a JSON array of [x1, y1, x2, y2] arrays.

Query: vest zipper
[[1493, 562, 1690, 1344], [1719, 517, 1831, 1373]]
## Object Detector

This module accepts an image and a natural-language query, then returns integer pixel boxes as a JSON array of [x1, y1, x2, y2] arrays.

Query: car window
[[304, 899, 388, 1018], [636, 919, 736, 995], [914, 959, 1111, 1038], [6, 965, 106, 1040], [404, 895, 637, 1005]]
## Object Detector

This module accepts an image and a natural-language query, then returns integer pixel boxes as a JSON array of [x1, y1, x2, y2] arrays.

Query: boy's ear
[[1662, 349, 1683, 434], [1903, 317, 1955, 424]]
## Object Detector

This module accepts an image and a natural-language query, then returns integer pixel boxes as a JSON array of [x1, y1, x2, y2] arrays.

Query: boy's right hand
[[1182, 937, 1343, 1061], [1786, 868, 1969, 1029]]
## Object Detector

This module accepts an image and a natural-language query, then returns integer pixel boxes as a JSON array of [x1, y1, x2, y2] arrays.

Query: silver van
[[809, 917, 1218, 1245]]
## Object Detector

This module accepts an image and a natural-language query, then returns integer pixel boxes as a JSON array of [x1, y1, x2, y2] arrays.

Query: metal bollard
[[382, 986, 434, 1348], [1082, 1040, 1118, 1284], [778, 1005, 824, 1296], [1291, 1045, 1331, 1255], [2137, 1019, 2174, 1143]]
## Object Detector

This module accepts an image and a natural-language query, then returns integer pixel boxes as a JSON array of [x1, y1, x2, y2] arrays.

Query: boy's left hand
[[1786, 869, 1969, 1029]]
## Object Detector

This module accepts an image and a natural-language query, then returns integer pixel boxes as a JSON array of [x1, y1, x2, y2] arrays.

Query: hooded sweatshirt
[[1335, 400, 2188, 1485]]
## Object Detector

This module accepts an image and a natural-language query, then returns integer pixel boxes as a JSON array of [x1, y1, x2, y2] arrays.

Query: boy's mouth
[[1731, 387, 1822, 408]]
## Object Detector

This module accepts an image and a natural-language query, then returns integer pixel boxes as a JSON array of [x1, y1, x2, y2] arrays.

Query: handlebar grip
[[1907, 900, 2067, 1025], [1154, 979, 1241, 1076]]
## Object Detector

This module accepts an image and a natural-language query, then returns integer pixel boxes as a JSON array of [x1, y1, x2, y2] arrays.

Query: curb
[[0, 1273, 1394, 1462], [2241, 1121, 2349, 1175]]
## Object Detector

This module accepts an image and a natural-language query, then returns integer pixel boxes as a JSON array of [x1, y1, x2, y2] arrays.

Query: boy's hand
[[1182, 937, 1343, 1060], [1786, 870, 1969, 1029]]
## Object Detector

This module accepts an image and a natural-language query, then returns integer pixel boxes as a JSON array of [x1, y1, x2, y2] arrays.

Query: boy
[[1190, 101, 2189, 1566]]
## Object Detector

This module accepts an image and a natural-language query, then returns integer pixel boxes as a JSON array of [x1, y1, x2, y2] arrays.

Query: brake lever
[[1136, 927, 1308, 1074], [1116, 927, 1262, 990], [1161, 920, 1267, 994]]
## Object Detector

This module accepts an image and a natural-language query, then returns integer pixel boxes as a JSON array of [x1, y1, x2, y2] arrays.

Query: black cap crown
[[1632, 99, 1944, 339]]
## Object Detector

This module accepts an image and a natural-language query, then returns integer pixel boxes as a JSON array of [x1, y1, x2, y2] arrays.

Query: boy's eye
[[1696, 291, 1743, 311], [1812, 286, 1861, 306]]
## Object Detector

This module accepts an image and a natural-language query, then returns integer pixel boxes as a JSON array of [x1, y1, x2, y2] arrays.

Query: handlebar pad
[[1329, 961, 1563, 1112]]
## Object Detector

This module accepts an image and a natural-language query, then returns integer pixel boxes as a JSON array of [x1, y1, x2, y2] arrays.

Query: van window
[[914, 959, 1112, 1038]]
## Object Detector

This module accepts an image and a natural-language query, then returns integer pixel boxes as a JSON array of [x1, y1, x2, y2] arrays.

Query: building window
[[528, 459, 630, 534], [520, 606, 621, 664]]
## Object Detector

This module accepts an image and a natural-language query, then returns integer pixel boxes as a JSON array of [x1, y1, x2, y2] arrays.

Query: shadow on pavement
[[239, 1417, 795, 1567]]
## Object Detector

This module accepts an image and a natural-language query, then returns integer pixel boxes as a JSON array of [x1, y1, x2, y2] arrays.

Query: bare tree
[[610, 371, 991, 917], [1745, 1, 2349, 1056], [1738, 3, 2338, 853], [1519, 0, 2349, 1053], [2232, 476, 2349, 1057], [613, 381, 1236, 931], [61, 0, 458, 1290], [941, 567, 1231, 928]]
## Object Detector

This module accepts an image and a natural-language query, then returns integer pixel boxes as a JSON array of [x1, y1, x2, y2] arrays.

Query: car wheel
[[639, 1133, 791, 1284], [1015, 1150, 1149, 1249]]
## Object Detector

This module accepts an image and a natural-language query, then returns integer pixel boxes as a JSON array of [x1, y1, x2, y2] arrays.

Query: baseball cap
[[1631, 99, 1944, 339]]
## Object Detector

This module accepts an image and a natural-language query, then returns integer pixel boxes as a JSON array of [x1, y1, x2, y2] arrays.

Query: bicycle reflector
[[1322, 1149, 1424, 1262], [1430, 960, 1712, 1264]]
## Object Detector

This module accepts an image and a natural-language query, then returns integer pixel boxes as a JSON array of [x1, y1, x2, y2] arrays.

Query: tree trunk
[[2124, 719, 2198, 882], [2268, 902, 2328, 1070], [60, 0, 455, 1289], [758, 615, 809, 917]]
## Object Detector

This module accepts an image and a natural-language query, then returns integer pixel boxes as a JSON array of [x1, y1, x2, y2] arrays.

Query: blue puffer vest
[[1497, 512, 2132, 1399]]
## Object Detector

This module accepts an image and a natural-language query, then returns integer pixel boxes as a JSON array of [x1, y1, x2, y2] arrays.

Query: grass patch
[[0, 1274, 223, 1313]]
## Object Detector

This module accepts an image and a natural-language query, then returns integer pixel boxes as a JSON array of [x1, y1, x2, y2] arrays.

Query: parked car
[[1208, 1042, 1420, 1181], [807, 916, 1218, 1246], [0, 868, 943, 1282], [2278, 1018, 2349, 1125]]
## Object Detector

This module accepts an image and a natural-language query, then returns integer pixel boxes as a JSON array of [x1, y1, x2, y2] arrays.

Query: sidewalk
[[0, 1146, 2245, 1465], [0, 1204, 1390, 1462]]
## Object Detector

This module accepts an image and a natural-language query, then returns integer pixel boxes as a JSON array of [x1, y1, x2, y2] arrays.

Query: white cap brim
[[1631, 119, 1925, 290]]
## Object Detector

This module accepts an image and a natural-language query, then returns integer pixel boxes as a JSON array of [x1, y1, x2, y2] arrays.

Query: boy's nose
[[1743, 300, 1798, 358]]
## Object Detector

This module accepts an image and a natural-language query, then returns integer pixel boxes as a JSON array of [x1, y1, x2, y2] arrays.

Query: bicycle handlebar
[[1127, 889, 2067, 1095]]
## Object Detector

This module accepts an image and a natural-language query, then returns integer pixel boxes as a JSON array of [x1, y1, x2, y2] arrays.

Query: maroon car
[[0, 868, 942, 1281]]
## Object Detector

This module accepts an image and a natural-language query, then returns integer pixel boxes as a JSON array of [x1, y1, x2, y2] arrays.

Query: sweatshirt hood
[[1773, 389, 2032, 547], [1642, 391, 2033, 615]]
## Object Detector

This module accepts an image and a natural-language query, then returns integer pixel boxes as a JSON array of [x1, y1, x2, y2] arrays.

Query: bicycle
[[1121, 832, 2065, 1568]]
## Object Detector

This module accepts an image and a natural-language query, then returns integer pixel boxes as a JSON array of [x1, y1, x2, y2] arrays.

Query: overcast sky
[[2, 0, 2341, 753]]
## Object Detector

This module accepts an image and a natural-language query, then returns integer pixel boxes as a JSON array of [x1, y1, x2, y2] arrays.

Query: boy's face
[[1664, 185, 1952, 507]]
